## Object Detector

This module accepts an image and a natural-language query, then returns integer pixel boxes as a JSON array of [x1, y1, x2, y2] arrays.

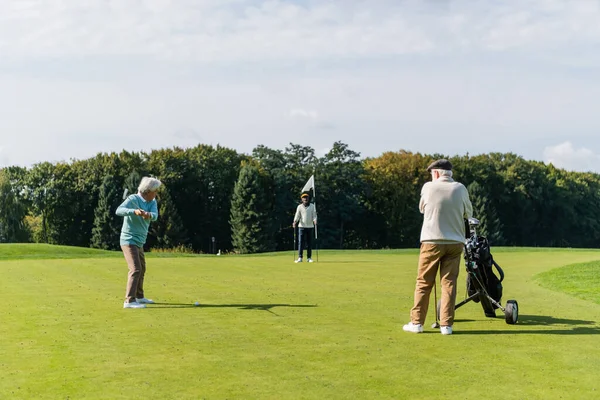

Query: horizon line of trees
[[1, 141, 600, 253]]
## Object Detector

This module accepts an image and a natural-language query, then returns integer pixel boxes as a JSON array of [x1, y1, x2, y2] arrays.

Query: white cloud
[[1, 0, 600, 65], [289, 109, 319, 120], [543, 142, 600, 173], [2, 1, 600, 167]]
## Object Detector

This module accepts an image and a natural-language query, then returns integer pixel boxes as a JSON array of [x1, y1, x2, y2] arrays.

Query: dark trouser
[[121, 245, 146, 303], [297, 228, 313, 259]]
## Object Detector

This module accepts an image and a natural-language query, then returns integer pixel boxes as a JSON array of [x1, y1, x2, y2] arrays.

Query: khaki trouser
[[122, 245, 146, 303], [410, 242, 463, 327]]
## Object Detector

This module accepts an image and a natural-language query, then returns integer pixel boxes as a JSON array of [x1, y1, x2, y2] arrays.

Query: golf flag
[[302, 175, 314, 193], [301, 174, 317, 239]]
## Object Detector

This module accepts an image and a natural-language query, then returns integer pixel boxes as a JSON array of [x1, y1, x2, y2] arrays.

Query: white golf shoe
[[440, 326, 453, 335], [402, 322, 424, 333], [307, 258, 314, 263], [295, 258, 303, 263], [136, 298, 155, 304], [123, 302, 146, 309]]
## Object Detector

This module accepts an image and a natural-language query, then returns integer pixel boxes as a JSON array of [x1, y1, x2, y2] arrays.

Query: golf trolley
[[434, 217, 518, 327]]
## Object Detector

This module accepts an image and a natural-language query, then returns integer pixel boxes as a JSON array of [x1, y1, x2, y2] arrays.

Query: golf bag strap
[[491, 257, 505, 282]]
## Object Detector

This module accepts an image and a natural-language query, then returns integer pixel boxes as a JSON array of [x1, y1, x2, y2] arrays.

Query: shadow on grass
[[313, 261, 374, 264], [150, 303, 317, 315], [516, 315, 596, 326], [454, 326, 600, 335], [453, 314, 599, 335]]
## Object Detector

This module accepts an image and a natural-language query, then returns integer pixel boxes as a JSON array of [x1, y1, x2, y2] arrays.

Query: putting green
[[0, 245, 599, 399]]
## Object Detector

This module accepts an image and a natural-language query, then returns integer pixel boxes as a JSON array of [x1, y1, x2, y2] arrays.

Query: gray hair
[[433, 169, 453, 178], [138, 177, 162, 194]]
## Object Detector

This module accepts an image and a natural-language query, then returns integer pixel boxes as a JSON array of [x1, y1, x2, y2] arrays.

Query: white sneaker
[[295, 258, 303, 263], [440, 326, 453, 335], [307, 258, 314, 263], [136, 298, 155, 304], [402, 322, 424, 333], [123, 302, 146, 309]]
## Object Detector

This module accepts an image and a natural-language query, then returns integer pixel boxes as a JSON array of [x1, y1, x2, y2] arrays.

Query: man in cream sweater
[[292, 193, 317, 263], [403, 159, 473, 335]]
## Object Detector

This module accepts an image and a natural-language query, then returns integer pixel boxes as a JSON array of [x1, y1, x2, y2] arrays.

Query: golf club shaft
[[434, 279, 439, 326]]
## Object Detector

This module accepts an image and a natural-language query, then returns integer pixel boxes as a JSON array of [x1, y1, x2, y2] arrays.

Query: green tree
[[0, 169, 30, 242], [146, 144, 243, 253], [124, 170, 142, 197], [150, 186, 189, 250], [363, 150, 431, 248], [252, 144, 305, 251], [467, 181, 504, 245], [229, 161, 275, 254], [23, 162, 56, 243], [315, 141, 367, 249], [90, 174, 122, 250]]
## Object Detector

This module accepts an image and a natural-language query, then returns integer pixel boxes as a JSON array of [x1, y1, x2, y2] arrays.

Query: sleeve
[[418, 183, 429, 214], [293, 205, 301, 223], [116, 196, 137, 217], [149, 199, 159, 221], [463, 186, 473, 219]]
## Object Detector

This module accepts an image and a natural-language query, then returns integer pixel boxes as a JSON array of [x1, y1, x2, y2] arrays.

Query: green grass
[[536, 260, 600, 305], [0, 243, 207, 260], [0, 243, 121, 260], [1, 245, 600, 399]]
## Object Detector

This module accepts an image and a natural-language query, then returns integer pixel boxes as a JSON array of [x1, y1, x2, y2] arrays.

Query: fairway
[[1, 245, 600, 399]]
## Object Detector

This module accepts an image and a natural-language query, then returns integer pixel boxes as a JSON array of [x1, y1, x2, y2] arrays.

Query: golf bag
[[453, 217, 518, 324], [465, 235, 504, 315]]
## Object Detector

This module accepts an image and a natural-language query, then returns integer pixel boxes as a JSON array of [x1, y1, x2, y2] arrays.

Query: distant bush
[[149, 244, 196, 254]]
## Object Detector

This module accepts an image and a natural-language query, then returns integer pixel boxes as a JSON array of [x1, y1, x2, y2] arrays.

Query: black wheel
[[504, 300, 518, 324]]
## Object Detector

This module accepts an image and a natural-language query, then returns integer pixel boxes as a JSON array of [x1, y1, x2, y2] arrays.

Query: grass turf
[[535, 260, 600, 305], [1, 245, 599, 399]]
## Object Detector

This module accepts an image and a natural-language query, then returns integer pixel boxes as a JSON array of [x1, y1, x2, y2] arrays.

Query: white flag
[[122, 188, 129, 200], [302, 175, 314, 193]]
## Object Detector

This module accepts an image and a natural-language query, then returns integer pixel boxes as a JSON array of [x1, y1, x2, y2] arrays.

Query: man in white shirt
[[403, 159, 473, 335], [292, 193, 318, 263]]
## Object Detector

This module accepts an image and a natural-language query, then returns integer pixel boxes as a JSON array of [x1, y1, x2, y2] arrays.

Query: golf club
[[432, 279, 440, 329], [293, 226, 296, 261]]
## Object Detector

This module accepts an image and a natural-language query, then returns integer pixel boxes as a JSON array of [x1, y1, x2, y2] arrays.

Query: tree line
[[1, 141, 599, 252]]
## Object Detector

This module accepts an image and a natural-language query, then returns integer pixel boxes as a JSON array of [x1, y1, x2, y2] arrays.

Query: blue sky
[[1, 0, 600, 172]]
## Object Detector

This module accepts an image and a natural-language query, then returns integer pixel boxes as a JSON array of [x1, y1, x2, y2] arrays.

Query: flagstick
[[313, 170, 319, 262], [315, 229, 319, 262]]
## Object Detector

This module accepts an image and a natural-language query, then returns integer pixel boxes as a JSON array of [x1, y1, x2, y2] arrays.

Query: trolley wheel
[[504, 300, 518, 324]]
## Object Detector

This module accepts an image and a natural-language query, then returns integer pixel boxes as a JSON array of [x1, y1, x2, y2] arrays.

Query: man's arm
[[418, 183, 430, 214], [463, 187, 473, 219], [292, 205, 301, 227], [116, 197, 136, 217], [147, 199, 159, 221]]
